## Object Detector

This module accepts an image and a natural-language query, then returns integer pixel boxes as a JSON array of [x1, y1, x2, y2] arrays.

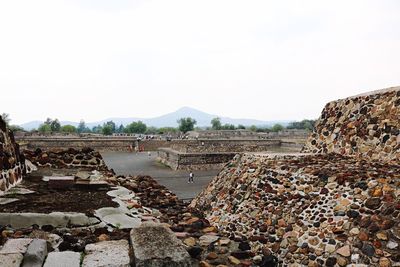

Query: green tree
[[211, 117, 222, 130], [271, 124, 284, 132], [249, 125, 257, 132], [38, 123, 52, 133], [77, 120, 88, 133], [158, 127, 177, 134], [102, 124, 113, 135], [116, 124, 125, 133], [287, 119, 316, 131], [237, 124, 246, 129], [61, 125, 77, 133], [50, 119, 61, 132], [221, 123, 235, 130], [178, 117, 197, 133], [145, 126, 158, 134], [103, 121, 116, 133], [92, 125, 102, 133], [125, 121, 147, 134]]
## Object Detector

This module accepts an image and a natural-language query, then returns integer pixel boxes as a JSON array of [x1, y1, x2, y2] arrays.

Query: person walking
[[188, 170, 194, 183]]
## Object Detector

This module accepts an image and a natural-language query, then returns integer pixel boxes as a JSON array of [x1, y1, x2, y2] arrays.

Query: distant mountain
[[19, 107, 291, 130]]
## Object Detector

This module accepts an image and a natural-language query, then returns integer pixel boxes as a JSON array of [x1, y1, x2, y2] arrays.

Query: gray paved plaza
[[101, 151, 220, 200]]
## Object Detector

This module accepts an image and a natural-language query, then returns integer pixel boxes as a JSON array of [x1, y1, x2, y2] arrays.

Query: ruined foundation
[[191, 87, 400, 266]]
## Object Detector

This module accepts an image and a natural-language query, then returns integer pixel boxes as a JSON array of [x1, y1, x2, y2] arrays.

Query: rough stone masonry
[[303, 86, 399, 163], [0, 115, 26, 194], [191, 87, 400, 266]]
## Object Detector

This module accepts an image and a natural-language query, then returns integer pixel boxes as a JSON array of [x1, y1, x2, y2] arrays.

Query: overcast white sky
[[1, 0, 399, 124]]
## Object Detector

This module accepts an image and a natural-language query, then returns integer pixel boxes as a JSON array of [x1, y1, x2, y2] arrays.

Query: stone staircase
[[0, 222, 192, 267]]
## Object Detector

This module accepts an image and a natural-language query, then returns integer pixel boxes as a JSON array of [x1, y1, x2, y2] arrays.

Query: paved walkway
[[101, 152, 220, 200]]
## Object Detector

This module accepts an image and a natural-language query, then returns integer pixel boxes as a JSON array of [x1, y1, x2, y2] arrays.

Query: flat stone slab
[[75, 171, 91, 179], [4, 187, 35, 195], [107, 187, 135, 200], [0, 238, 33, 254], [130, 222, 191, 267], [43, 251, 81, 267], [22, 239, 48, 267], [0, 212, 92, 228], [0, 198, 19, 205], [82, 240, 130, 267], [0, 253, 24, 267], [102, 213, 141, 229]]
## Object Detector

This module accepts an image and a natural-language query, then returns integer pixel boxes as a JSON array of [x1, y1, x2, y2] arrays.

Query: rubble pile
[[303, 87, 399, 163], [23, 147, 108, 171], [191, 153, 400, 266], [0, 115, 25, 194]]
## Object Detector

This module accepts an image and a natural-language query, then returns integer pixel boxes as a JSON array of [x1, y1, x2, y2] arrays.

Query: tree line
[[1, 113, 315, 135]]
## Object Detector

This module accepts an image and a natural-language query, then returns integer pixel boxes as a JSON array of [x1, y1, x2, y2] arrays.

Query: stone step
[[82, 240, 130, 267], [22, 239, 48, 267], [43, 251, 81, 267]]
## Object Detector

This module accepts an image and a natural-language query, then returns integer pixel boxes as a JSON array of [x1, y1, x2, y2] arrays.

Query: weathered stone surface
[[95, 209, 141, 229], [0, 238, 33, 254], [0, 253, 24, 267], [82, 240, 130, 267], [0, 198, 19, 205], [24, 147, 107, 170], [130, 222, 191, 267], [43, 251, 81, 267], [22, 239, 48, 267], [191, 152, 400, 266], [0, 212, 93, 228], [303, 87, 400, 163], [0, 115, 25, 194]]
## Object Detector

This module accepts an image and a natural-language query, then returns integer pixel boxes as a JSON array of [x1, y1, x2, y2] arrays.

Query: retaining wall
[[157, 148, 235, 170], [0, 116, 25, 194]]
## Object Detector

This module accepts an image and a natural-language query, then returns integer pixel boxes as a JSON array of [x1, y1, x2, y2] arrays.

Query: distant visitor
[[188, 171, 194, 183]]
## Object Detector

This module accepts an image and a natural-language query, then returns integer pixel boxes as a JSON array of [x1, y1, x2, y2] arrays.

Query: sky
[[1, 0, 399, 125]]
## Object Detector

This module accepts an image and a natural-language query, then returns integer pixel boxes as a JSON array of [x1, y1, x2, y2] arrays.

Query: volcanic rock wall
[[191, 153, 400, 266], [303, 87, 400, 163], [24, 147, 108, 171], [0, 116, 25, 194]]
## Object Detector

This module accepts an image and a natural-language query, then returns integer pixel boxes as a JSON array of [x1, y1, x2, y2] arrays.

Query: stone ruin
[[0, 115, 26, 194], [303, 87, 399, 163], [191, 87, 400, 266], [0, 87, 398, 267]]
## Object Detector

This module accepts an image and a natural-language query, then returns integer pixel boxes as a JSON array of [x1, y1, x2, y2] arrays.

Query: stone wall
[[0, 116, 25, 194], [158, 148, 236, 170], [186, 129, 309, 140], [191, 153, 400, 266], [17, 137, 138, 152], [169, 139, 281, 153], [23, 147, 108, 171], [303, 87, 400, 163]]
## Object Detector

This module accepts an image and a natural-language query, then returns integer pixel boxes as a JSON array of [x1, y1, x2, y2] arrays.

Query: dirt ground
[[0, 176, 118, 215]]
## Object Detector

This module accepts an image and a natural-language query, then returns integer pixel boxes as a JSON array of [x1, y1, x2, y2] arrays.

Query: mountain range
[[19, 107, 291, 130]]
